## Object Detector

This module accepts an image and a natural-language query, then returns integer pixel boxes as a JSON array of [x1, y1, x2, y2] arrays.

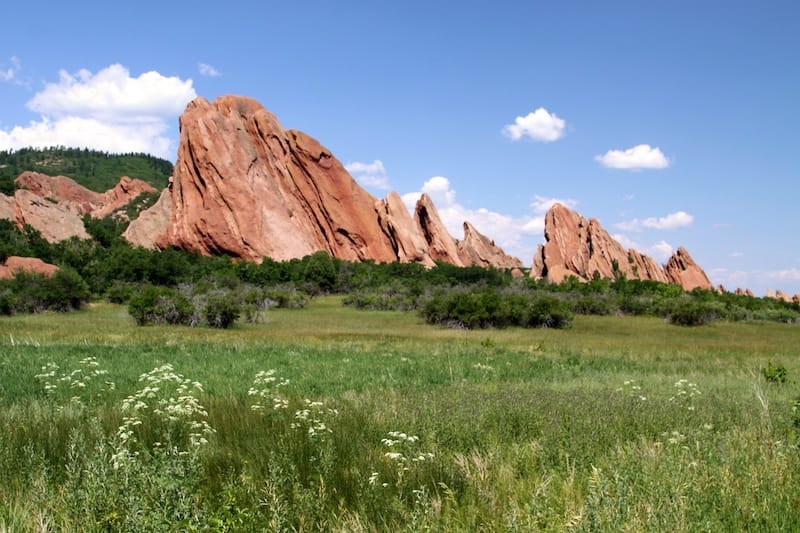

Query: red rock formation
[[125, 94, 522, 269], [458, 222, 523, 269], [123, 188, 173, 249], [530, 203, 669, 283], [5, 189, 90, 242], [0, 256, 59, 279], [375, 192, 435, 267], [531, 203, 712, 291], [663, 247, 713, 291], [414, 193, 464, 266], [14, 171, 156, 218], [164, 96, 399, 262]]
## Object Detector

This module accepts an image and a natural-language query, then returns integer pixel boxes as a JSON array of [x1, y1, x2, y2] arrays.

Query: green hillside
[[0, 146, 173, 195]]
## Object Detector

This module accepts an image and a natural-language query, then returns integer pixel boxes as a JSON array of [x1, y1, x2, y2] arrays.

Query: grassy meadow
[[1, 296, 799, 531]]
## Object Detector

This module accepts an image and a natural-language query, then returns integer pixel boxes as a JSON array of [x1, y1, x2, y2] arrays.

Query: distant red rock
[[0, 256, 58, 279], [1, 172, 157, 243], [530, 203, 712, 291]]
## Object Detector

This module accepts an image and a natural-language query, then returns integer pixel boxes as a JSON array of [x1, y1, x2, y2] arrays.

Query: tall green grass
[[1, 297, 798, 531]]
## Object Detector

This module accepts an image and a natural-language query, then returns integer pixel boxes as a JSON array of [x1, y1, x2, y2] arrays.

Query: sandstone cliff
[[128, 94, 521, 269], [530, 203, 712, 291]]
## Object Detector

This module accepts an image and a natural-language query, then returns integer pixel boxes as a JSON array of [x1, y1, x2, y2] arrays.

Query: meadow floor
[[1, 297, 799, 531]]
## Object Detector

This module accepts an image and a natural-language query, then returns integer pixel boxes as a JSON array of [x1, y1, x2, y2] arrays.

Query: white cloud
[[198, 63, 221, 77], [0, 64, 196, 158], [1, 56, 21, 83], [502, 107, 566, 142], [595, 144, 669, 170], [648, 240, 674, 261], [345, 159, 391, 190], [612, 233, 674, 261], [615, 211, 694, 232]]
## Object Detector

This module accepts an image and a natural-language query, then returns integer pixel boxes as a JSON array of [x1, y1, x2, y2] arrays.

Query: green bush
[[420, 288, 573, 329], [762, 361, 788, 384], [127, 285, 194, 326], [666, 300, 717, 326], [203, 294, 240, 329]]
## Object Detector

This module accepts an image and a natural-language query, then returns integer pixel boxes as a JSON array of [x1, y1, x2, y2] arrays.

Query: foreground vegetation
[[1, 299, 798, 531]]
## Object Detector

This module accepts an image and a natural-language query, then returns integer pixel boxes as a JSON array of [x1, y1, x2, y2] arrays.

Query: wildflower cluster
[[290, 398, 338, 439], [370, 431, 434, 489], [248, 369, 290, 411], [34, 357, 114, 407], [670, 379, 701, 411], [112, 363, 215, 469], [616, 379, 647, 401]]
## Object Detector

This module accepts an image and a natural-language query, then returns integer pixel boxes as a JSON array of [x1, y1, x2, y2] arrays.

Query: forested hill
[[0, 147, 173, 195]]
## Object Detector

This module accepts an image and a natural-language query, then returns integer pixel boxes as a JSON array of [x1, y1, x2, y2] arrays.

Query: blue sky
[[2, 1, 798, 295]]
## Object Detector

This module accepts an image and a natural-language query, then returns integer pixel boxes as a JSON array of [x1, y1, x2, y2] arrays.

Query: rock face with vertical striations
[[530, 203, 712, 291], [133, 94, 522, 268]]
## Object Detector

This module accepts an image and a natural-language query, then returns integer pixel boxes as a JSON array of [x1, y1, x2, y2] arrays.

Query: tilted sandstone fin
[[458, 221, 522, 268], [414, 193, 463, 266], [531, 202, 711, 291]]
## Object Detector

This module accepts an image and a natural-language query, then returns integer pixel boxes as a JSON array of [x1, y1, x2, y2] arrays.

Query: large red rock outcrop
[[0, 256, 59, 279], [131, 94, 522, 269], [531, 203, 712, 291], [458, 222, 523, 269], [164, 96, 401, 262], [663, 246, 713, 291]]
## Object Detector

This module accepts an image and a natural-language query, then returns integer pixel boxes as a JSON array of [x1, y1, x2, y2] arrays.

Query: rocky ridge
[[0, 172, 156, 243], [530, 202, 713, 291], [126, 95, 522, 269]]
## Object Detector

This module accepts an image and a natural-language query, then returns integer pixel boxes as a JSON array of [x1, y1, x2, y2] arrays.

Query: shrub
[[203, 294, 240, 329], [128, 285, 194, 326], [762, 361, 787, 384], [666, 300, 717, 326]]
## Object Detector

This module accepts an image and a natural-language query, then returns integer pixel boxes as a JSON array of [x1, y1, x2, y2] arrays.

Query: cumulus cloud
[[1, 56, 21, 83], [345, 160, 391, 190], [0, 64, 197, 158], [198, 63, 221, 77], [612, 233, 674, 261], [401, 177, 574, 262], [615, 211, 694, 232], [595, 144, 669, 170], [502, 107, 566, 142]]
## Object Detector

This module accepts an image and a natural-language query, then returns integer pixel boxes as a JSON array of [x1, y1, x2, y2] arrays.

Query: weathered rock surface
[[458, 222, 523, 269], [123, 188, 173, 249], [3, 189, 90, 242], [375, 192, 435, 267], [165, 96, 401, 262], [530, 203, 669, 283], [0, 256, 59, 279], [530, 203, 712, 291], [413, 193, 464, 266], [15, 171, 156, 218], [132, 94, 522, 268], [663, 247, 713, 291]]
